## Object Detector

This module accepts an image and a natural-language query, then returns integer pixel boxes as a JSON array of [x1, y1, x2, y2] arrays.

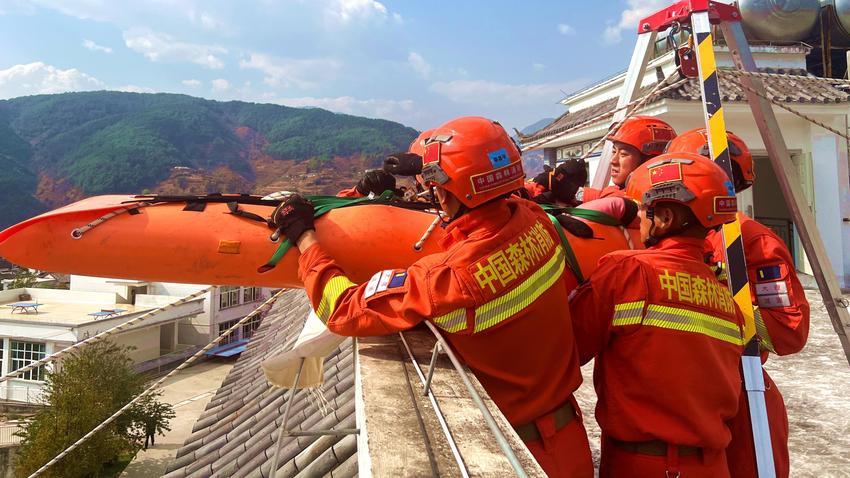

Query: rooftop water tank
[[821, 0, 850, 45], [738, 0, 820, 41]]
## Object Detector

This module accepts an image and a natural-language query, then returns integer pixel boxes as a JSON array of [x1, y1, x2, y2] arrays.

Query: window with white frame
[[242, 315, 263, 339], [11, 341, 46, 381], [219, 286, 240, 310], [243, 287, 261, 303], [218, 320, 240, 345], [0, 340, 4, 375]]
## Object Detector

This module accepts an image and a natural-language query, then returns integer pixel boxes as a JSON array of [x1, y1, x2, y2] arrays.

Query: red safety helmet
[[608, 115, 676, 158], [420, 116, 524, 209], [666, 128, 754, 189], [625, 152, 738, 228], [409, 128, 435, 157]]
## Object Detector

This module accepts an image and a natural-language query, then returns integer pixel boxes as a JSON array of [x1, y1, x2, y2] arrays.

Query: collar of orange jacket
[[440, 198, 514, 250]]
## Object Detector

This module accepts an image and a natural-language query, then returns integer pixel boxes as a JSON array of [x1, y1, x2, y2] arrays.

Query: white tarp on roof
[[262, 309, 345, 389]]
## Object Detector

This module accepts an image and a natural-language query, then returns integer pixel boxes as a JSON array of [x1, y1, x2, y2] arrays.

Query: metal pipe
[[423, 343, 441, 395], [398, 332, 470, 478], [270, 358, 305, 478], [421, 322, 529, 478]]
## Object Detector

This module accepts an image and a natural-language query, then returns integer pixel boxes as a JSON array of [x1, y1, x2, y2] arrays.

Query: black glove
[[531, 165, 554, 188], [356, 170, 397, 196], [556, 214, 594, 239], [551, 158, 588, 204], [383, 152, 423, 176], [272, 195, 315, 244]]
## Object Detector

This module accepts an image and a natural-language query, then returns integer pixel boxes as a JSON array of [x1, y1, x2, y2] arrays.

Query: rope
[[521, 75, 688, 151], [414, 215, 443, 251], [27, 289, 287, 478], [71, 204, 149, 239], [0, 288, 211, 384], [725, 71, 850, 142], [578, 73, 684, 162]]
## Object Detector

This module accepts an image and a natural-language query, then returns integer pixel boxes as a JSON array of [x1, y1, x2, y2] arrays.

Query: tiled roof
[[522, 68, 850, 146], [163, 289, 357, 478]]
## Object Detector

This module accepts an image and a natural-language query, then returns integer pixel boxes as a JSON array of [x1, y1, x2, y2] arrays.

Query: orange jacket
[[578, 185, 624, 203], [298, 197, 583, 425], [336, 187, 363, 198], [706, 212, 809, 357], [569, 236, 744, 449]]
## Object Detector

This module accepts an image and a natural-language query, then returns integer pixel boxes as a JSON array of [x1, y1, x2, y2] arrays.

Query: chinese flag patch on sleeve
[[648, 162, 683, 185]]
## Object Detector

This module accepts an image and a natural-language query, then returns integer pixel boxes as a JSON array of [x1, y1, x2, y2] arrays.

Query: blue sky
[[0, 0, 669, 132]]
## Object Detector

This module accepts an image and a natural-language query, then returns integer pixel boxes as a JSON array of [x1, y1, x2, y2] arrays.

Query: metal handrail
[[420, 321, 529, 478]]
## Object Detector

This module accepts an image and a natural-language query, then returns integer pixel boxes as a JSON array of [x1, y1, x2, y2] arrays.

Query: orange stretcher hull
[[0, 195, 639, 288]]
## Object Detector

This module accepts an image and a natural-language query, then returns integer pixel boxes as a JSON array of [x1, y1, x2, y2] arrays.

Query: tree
[[14, 341, 175, 478], [10, 268, 37, 289]]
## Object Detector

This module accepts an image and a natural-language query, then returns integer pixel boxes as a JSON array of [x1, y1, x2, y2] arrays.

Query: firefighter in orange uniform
[[273, 116, 594, 477], [667, 128, 810, 478], [579, 115, 676, 202], [569, 152, 746, 477]]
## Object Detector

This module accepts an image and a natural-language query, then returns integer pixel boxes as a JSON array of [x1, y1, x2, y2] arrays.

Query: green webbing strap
[[547, 214, 585, 283], [259, 191, 399, 272], [541, 205, 620, 227]]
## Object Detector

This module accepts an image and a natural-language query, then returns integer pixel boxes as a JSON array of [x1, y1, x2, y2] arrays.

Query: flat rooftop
[[0, 300, 147, 326]]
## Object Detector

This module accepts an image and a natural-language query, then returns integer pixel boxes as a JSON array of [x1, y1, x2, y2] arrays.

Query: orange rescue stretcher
[[0, 194, 639, 288]]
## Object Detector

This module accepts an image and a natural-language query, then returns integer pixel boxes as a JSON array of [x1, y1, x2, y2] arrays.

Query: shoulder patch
[[364, 269, 407, 299], [388, 271, 408, 288], [756, 265, 782, 282]]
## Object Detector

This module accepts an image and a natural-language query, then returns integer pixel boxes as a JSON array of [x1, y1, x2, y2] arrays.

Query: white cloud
[[532, 62, 546, 72], [430, 79, 583, 107], [407, 52, 431, 78], [82, 39, 112, 54], [116, 84, 154, 93], [182, 79, 202, 88], [557, 23, 575, 35], [603, 0, 669, 44], [239, 53, 339, 90], [325, 0, 389, 23], [188, 9, 226, 30], [211, 78, 230, 92], [275, 95, 415, 122], [0, 62, 105, 99], [123, 27, 227, 69]]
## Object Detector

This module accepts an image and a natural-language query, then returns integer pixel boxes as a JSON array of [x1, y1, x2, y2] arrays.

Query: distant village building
[[0, 276, 274, 405], [521, 44, 850, 287]]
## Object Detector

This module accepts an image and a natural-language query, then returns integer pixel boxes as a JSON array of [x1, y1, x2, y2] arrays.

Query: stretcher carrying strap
[[541, 204, 621, 227], [547, 214, 584, 283], [259, 191, 421, 273], [227, 202, 273, 226]]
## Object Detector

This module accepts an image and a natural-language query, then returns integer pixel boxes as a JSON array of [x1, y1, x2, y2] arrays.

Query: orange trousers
[[600, 436, 730, 478], [726, 371, 790, 478], [524, 412, 593, 477]]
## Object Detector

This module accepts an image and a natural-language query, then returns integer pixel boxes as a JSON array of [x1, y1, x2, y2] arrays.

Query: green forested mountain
[[0, 91, 418, 228]]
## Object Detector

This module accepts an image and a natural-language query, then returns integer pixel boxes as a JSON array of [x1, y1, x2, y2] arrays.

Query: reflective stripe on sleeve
[[317, 275, 357, 323], [612, 300, 645, 326], [473, 245, 566, 333], [428, 245, 567, 334], [642, 304, 743, 346], [754, 308, 776, 353], [433, 309, 467, 333]]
